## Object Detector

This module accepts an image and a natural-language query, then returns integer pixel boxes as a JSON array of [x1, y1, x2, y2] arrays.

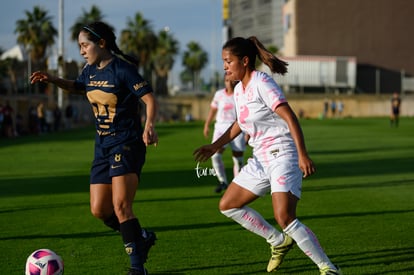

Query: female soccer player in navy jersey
[[31, 21, 157, 275], [194, 37, 341, 274]]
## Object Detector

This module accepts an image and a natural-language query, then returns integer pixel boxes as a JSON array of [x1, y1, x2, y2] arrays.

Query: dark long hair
[[223, 36, 288, 75], [81, 21, 139, 66]]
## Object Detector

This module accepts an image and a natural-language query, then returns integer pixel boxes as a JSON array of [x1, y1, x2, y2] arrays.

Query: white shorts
[[233, 156, 303, 198], [213, 124, 246, 152]]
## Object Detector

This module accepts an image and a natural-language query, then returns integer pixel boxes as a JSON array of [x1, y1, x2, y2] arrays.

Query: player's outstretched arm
[[30, 71, 82, 94], [194, 121, 241, 162]]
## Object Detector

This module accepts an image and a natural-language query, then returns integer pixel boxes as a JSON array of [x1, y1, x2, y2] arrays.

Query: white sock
[[221, 206, 283, 246], [284, 219, 336, 270], [212, 153, 227, 184], [232, 156, 244, 176]]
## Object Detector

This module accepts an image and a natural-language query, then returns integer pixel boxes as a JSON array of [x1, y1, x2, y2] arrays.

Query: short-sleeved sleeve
[[120, 64, 153, 98], [256, 72, 286, 111]]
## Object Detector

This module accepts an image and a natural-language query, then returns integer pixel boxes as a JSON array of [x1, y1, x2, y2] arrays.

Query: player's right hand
[[193, 144, 217, 162], [30, 71, 52, 84]]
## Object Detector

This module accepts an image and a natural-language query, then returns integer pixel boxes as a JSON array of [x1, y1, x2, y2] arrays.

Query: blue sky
[[0, 0, 224, 86]]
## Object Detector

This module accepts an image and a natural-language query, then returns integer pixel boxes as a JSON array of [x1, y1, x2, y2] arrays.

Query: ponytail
[[247, 36, 288, 75], [110, 43, 139, 66], [223, 36, 288, 75]]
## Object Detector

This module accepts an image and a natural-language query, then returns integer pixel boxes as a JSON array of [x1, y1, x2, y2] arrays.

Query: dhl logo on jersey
[[87, 80, 115, 88]]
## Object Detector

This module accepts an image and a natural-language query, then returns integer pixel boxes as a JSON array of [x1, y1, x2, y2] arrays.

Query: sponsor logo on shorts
[[270, 149, 279, 157], [277, 175, 287, 185]]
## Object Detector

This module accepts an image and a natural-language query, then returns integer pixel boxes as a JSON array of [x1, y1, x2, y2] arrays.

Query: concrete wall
[[3, 93, 412, 135], [287, 94, 413, 119], [159, 93, 413, 121]]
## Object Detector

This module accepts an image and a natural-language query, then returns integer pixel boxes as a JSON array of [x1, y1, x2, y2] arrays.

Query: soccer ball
[[25, 249, 64, 275]]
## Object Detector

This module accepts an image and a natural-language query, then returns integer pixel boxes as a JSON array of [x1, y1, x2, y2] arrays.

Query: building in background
[[225, 0, 284, 49], [225, 0, 414, 94]]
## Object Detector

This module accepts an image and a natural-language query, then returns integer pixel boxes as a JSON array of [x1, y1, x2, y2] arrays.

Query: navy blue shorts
[[90, 140, 146, 184]]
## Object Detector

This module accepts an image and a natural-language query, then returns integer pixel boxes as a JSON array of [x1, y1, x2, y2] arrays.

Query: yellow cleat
[[266, 234, 295, 272], [320, 265, 343, 275]]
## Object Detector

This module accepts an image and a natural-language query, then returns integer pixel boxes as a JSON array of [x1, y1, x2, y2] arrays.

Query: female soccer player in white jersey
[[31, 21, 157, 275], [203, 76, 246, 193], [194, 36, 341, 274]]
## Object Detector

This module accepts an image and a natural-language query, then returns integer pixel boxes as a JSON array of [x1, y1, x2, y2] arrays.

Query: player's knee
[[113, 202, 134, 221], [274, 212, 296, 229], [90, 202, 116, 221], [219, 197, 234, 212], [90, 207, 107, 220], [219, 188, 246, 211]]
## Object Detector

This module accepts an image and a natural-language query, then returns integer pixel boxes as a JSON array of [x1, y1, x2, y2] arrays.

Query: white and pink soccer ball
[[25, 249, 64, 275]]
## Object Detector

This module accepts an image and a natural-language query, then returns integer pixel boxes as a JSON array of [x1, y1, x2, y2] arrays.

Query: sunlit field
[[1, 118, 413, 274]]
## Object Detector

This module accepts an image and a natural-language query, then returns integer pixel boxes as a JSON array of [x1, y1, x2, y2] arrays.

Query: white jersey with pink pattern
[[234, 71, 297, 166], [211, 88, 237, 127]]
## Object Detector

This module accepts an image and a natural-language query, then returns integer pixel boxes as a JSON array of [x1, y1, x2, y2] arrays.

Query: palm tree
[[152, 29, 179, 96], [0, 48, 10, 94], [15, 6, 57, 72], [69, 5, 110, 42], [0, 57, 22, 95], [182, 41, 208, 91], [120, 12, 157, 81], [179, 69, 193, 89]]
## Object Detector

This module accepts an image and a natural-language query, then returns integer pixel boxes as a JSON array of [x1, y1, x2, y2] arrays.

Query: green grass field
[[1, 118, 413, 275]]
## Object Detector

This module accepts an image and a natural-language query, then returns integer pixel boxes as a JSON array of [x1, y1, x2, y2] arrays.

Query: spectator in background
[[390, 92, 401, 127], [15, 113, 24, 136], [53, 105, 62, 131], [37, 102, 46, 133], [330, 100, 336, 118], [0, 103, 4, 136], [337, 100, 344, 118], [65, 104, 73, 129], [185, 113, 193, 122], [28, 105, 38, 134], [323, 98, 329, 119], [45, 107, 54, 132], [2, 101, 14, 137]]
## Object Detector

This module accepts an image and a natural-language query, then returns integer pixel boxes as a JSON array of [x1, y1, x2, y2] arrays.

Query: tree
[[120, 12, 157, 81], [182, 41, 208, 91], [152, 28, 179, 96], [179, 69, 193, 89], [0, 57, 23, 95], [69, 5, 110, 42], [15, 6, 57, 72]]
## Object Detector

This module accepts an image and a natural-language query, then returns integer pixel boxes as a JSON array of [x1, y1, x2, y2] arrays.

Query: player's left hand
[[299, 155, 316, 178], [143, 126, 158, 146]]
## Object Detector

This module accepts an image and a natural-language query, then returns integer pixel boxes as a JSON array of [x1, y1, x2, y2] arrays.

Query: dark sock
[[120, 218, 145, 271], [103, 212, 120, 231]]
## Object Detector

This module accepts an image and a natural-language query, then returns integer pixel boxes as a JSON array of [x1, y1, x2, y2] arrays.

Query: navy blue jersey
[[75, 56, 153, 148]]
